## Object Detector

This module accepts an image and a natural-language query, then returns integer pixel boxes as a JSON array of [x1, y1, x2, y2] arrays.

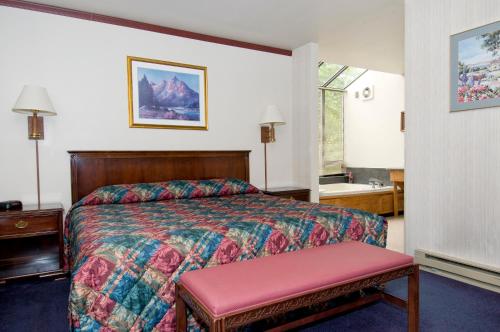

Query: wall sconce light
[[259, 105, 285, 190], [12, 85, 57, 208]]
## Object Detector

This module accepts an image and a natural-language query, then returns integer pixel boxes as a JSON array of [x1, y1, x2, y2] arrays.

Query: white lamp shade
[[12, 85, 56, 116], [259, 105, 285, 125]]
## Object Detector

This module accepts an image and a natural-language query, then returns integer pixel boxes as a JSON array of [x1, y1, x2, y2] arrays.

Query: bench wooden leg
[[176, 286, 187, 332], [210, 319, 225, 332], [408, 267, 419, 332]]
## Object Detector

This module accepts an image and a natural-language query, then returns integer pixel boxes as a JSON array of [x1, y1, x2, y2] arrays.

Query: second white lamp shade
[[260, 105, 285, 125], [12, 85, 57, 115]]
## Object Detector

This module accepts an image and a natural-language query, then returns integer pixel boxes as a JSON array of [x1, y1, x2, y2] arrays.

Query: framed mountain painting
[[450, 21, 500, 112], [127, 56, 208, 129]]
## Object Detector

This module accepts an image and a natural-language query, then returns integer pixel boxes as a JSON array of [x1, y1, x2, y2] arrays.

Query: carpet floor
[[0, 271, 498, 331]]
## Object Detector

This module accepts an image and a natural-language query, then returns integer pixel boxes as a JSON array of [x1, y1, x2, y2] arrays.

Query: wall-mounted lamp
[[259, 105, 285, 190], [12, 85, 57, 208]]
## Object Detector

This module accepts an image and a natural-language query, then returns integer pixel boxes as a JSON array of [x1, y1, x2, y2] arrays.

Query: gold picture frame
[[127, 56, 208, 130]]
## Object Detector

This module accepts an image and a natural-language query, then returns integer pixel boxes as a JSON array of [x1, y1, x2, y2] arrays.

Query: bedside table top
[[0, 203, 63, 216], [262, 187, 310, 194]]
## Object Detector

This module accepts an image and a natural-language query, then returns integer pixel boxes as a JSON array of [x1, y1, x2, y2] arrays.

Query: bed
[[65, 151, 387, 331]]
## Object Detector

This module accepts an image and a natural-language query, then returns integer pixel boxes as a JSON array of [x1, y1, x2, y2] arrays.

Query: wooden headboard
[[68, 150, 251, 204]]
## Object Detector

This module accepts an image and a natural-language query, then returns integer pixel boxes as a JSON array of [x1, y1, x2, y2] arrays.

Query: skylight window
[[318, 62, 367, 90], [318, 63, 345, 86]]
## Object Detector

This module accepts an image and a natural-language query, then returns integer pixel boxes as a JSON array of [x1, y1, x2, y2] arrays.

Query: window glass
[[319, 90, 344, 175], [327, 66, 366, 89], [318, 62, 366, 175], [318, 63, 344, 86]]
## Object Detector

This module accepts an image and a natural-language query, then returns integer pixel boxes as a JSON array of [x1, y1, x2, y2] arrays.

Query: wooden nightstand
[[0, 203, 65, 282], [262, 187, 310, 202]]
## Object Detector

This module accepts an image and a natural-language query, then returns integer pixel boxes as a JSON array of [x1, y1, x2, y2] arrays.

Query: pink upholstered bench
[[176, 241, 419, 332]]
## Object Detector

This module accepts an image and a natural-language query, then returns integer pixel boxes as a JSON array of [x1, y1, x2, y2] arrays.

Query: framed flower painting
[[450, 21, 500, 112]]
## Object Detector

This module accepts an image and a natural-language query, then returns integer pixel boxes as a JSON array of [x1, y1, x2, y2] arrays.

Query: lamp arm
[[32, 112, 38, 138], [269, 123, 276, 142]]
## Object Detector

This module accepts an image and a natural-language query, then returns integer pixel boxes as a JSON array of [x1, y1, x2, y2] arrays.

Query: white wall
[[292, 43, 319, 202], [344, 70, 405, 168], [405, 0, 500, 267], [0, 6, 296, 211]]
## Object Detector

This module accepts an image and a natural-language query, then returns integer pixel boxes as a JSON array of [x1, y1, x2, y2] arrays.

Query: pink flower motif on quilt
[[218, 185, 233, 196], [266, 231, 289, 255], [151, 246, 183, 277], [214, 238, 240, 264], [156, 307, 176, 332], [157, 189, 175, 200], [189, 187, 206, 198], [346, 220, 365, 241], [99, 328, 115, 332], [121, 190, 141, 203], [309, 224, 329, 246], [74, 256, 114, 290], [90, 294, 116, 323], [158, 280, 176, 303]]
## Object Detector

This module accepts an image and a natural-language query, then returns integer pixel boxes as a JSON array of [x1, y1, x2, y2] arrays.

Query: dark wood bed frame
[[68, 150, 251, 204], [67, 150, 418, 331]]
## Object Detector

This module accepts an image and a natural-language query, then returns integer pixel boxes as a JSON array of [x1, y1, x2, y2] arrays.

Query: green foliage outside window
[[319, 89, 343, 175], [318, 63, 344, 86]]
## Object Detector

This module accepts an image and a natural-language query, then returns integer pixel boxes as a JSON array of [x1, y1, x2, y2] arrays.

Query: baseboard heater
[[415, 249, 500, 293]]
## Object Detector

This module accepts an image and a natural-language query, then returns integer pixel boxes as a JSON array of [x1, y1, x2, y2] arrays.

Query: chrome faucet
[[368, 178, 384, 188]]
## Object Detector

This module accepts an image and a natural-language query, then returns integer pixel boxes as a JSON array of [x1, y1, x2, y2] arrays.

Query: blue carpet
[[0, 271, 498, 331]]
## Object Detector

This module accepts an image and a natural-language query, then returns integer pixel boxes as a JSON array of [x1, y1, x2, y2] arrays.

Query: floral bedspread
[[66, 179, 387, 331]]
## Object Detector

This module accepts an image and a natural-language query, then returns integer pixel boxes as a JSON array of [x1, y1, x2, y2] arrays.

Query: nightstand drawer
[[0, 215, 58, 238]]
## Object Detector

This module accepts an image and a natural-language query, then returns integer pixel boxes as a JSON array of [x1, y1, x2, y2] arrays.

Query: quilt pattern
[[66, 179, 387, 331]]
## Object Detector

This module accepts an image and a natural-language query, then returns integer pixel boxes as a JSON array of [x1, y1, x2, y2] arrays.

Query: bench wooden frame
[[176, 264, 419, 332]]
